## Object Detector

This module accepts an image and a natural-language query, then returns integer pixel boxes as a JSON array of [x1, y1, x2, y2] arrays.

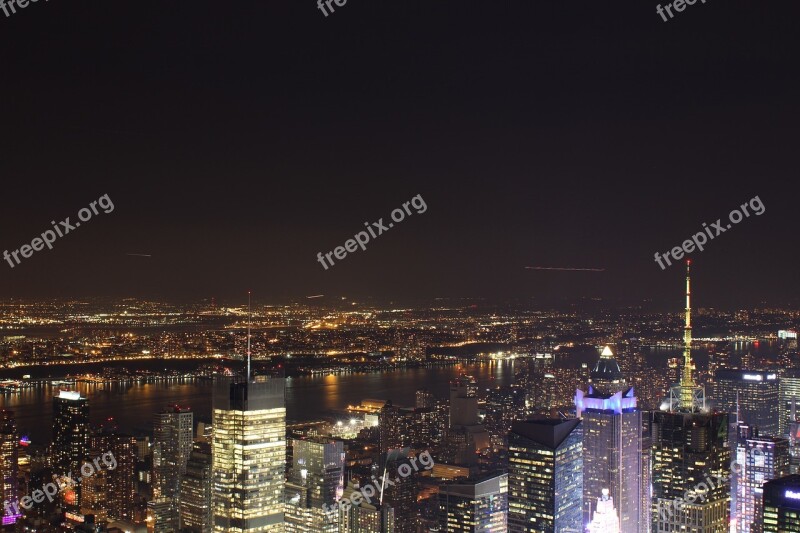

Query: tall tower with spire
[[650, 261, 730, 533], [666, 260, 705, 413]]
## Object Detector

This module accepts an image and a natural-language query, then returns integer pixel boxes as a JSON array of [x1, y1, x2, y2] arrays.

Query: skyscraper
[[714, 369, 780, 437], [508, 418, 583, 533], [438, 473, 508, 533], [81, 427, 137, 522], [152, 405, 193, 530], [153, 405, 194, 499], [761, 474, 800, 532], [651, 262, 731, 533], [733, 429, 790, 533], [0, 410, 19, 526], [285, 437, 344, 533], [575, 386, 643, 533], [779, 369, 800, 437], [212, 377, 286, 532], [180, 440, 213, 533], [52, 390, 90, 509]]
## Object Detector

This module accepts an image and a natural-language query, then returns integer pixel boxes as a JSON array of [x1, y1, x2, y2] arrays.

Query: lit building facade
[[339, 481, 394, 533], [762, 474, 800, 532], [575, 386, 644, 533], [438, 473, 508, 533], [733, 430, 789, 533], [780, 369, 800, 438], [180, 441, 213, 533], [650, 411, 730, 533], [212, 377, 286, 532], [508, 419, 582, 533], [714, 369, 780, 437], [52, 390, 90, 509], [285, 438, 344, 533], [0, 410, 19, 526]]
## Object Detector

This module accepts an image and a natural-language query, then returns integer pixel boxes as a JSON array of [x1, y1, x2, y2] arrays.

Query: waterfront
[[0, 361, 516, 444]]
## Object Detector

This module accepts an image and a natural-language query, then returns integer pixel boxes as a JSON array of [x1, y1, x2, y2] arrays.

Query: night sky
[[1, 0, 798, 308]]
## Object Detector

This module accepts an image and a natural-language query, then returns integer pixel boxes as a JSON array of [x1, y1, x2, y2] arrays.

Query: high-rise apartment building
[[285, 437, 344, 533], [81, 428, 137, 522], [152, 405, 193, 531], [212, 377, 286, 532], [52, 390, 90, 509], [714, 369, 780, 437], [438, 473, 507, 533], [508, 418, 583, 533], [575, 386, 644, 533], [180, 441, 213, 533], [0, 410, 19, 526], [153, 406, 194, 499]]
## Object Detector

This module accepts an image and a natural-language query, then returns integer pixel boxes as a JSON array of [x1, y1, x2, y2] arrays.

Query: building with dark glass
[[714, 369, 780, 437], [438, 473, 507, 533], [508, 418, 582, 533], [762, 474, 800, 532]]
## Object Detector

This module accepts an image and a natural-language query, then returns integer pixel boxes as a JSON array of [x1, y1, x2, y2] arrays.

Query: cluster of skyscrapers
[[1, 261, 800, 532]]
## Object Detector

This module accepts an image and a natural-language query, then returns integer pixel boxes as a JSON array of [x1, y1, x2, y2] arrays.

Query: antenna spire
[[680, 260, 696, 410], [247, 291, 252, 382]]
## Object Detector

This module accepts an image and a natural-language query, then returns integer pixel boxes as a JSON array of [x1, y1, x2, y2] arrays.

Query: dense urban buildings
[[285, 437, 344, 533]]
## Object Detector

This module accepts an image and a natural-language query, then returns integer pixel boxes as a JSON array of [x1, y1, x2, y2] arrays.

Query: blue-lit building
[[575, 386, 645, 533]]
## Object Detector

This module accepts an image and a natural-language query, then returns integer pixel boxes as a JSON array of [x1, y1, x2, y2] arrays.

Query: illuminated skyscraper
[[437, 473, 508, 533], [779, 369, 800, 438], [81, 427, 137, 522], [52, 390, 90, 509], [285, 437, 344, 533], [714, 370, 780, 437], [761, 474, 800, 532], [732, 429, 789, 533], [212, 377, 286, 532], [153, 405, 193, 530], [180, 441, 213, 533], [0, 410, 20, 526], [508, 418, 582, 533], [575, 386, 644, 533], [652, 262, 731, 533]]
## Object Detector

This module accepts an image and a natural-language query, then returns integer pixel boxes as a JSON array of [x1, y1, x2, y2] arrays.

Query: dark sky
[[0, 0, 798, 308]]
